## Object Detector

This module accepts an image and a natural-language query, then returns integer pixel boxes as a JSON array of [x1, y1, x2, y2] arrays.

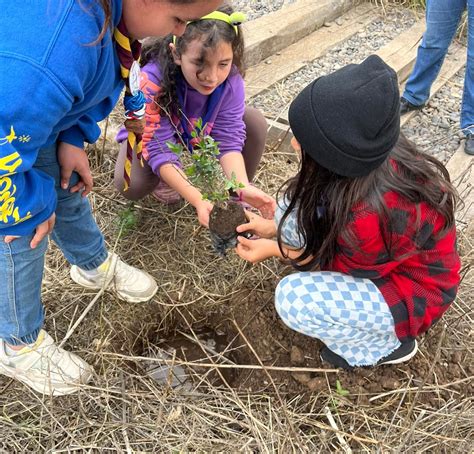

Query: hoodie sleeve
[[58, 95, 117, 148], [211, 72, 246, 156], [0, 56, 76, 235], [139, 63, 182, 177]]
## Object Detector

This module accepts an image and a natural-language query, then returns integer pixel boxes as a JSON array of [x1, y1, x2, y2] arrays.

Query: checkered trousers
[[275, 271, 401, 366]]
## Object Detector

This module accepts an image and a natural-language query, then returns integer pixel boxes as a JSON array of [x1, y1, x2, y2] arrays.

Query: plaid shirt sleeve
[[326, 191, 461, 341]]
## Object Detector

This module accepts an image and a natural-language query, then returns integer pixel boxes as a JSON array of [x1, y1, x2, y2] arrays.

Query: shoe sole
[[464, 145, 474, 155], [400, 107, 424, 116], [0, 362, 93, 397], [379, 339, 418, 365], [70, 267, 158, 303]]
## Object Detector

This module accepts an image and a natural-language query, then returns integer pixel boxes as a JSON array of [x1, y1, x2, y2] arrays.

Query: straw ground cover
[[0, 116, 472, 451], [1, 6, 473, 453]]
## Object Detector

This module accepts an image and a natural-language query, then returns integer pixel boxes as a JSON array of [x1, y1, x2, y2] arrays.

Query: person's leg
[[241, 106, 268, 182], [0, 234, 92, 396], [403, 0, 466, 106], [114, 141, 162, 201], [35, 144, 157, 302], [462, 2, 474, 137], [34, 144, 108, 270], [275, 271, 402, 367], [0, 234, 46, 346]]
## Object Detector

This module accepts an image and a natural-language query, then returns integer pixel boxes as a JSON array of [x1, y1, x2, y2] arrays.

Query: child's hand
[[240, 186, 276, 219], [4, 213, 56, 249], [235, 236, 278, 264], [57, 142, 93, 196], [195, 200, 214, 228], [237, 210, 277, 239]]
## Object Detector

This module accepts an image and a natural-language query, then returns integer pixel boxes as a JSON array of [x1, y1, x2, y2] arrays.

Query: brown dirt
[[138, 282, 472, 404], [208, 201, 246, 240]]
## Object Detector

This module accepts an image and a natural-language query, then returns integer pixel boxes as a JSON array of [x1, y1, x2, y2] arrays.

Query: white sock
[[5, 342, 33, 356], [79, 253, 112, 278]]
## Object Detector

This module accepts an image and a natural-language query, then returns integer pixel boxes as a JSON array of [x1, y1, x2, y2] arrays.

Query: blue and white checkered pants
[[275, 271, 401, 367]]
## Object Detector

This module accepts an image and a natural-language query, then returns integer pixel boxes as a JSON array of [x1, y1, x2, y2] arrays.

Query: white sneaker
[[0, 330, 93, 396], [70, 253, 158, 303]]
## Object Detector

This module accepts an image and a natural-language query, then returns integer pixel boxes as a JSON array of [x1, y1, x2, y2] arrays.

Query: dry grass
[[370, 0, 425, 10], [369, 0, 469, 37], [1, 2, 473, 451], [0, 123, 472, 452]]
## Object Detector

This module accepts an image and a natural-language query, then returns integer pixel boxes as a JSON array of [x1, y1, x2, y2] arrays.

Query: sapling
[[167, 118, 248, 256]]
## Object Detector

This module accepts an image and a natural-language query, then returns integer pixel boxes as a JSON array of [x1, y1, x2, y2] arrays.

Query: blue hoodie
[[0, 0, 123, 235]]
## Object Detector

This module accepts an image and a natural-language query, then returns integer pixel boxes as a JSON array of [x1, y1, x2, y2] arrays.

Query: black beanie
[[288, 55, 400, 177]]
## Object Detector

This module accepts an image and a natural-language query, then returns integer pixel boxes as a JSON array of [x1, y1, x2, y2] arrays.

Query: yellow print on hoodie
[[0, 126, 32, 224]]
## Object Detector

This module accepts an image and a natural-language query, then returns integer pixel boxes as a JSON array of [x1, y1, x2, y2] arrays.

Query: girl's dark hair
[[95, 0, 198, 42], [140, 3, 246, 111], [278, 134, 458, 270]]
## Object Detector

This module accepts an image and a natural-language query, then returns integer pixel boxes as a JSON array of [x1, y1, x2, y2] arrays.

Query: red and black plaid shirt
[[324, 191, 460, 341]]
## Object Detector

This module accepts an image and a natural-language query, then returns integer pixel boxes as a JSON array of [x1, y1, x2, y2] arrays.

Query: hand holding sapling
[[235, 236, 279, 264], [167, 119, 248, 255], [236, 211, 277, 239], [238, 185, 276, 219]]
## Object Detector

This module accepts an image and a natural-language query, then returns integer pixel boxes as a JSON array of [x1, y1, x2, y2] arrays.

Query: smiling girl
[[114, 5, 276, 227]]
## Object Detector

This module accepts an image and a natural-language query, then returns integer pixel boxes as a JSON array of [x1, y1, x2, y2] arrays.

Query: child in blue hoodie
[[0, 0, 221, 397]]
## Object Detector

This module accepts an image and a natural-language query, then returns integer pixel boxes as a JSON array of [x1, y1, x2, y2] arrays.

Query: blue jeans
[[0, 144, 108, 345], [403, 0, 474, 135]]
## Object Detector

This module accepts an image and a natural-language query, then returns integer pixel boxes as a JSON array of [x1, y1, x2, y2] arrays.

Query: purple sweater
[[117, 61, 246, 177]]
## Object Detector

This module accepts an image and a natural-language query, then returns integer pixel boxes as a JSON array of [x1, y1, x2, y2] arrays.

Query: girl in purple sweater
[[114, 5, 275, 227]]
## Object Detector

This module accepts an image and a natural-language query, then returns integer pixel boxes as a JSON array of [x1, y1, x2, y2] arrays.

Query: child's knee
[[113, 172, 145, 201], [114, 183, 147, 201], [245, 107, 267, 133], [274, 275, 301, 325], [275, 273, 335, 328]]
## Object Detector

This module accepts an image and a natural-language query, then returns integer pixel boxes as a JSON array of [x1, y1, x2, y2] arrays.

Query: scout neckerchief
[[114, 18, 146, 191], [176, 75, 226, 152]]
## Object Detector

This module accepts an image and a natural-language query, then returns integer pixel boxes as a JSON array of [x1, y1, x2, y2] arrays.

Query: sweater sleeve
[[0, 56, 75, 235], [212, 73, 246, 156], [139, 64, 181, 177], [58, 92, 117, 148]]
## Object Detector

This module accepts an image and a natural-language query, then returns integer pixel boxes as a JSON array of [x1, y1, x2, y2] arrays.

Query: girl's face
[[171, 38, 234, 95], [123, 0, 223, 40]]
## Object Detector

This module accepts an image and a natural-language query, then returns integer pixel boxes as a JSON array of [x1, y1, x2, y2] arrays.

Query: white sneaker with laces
[[70, 253, 158, 303], [0, 330, 93, 396]]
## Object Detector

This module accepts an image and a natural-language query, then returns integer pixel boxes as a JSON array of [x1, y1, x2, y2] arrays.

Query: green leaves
[[166, 118, 243, 204], [335, 380, 349, 397], [116, 204, 138, 237]]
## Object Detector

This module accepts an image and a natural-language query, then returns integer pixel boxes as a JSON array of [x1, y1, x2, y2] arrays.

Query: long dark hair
[[95, 0, 198, 42], [140, 3, 246, 112], [277, 134, 458, 270]]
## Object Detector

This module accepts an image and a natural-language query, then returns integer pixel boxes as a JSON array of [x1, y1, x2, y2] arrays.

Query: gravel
[[243, 4, 466, 162], [402, 68, 465, 163], [249, 8, 417, 118], [232, 0, 294, 21]]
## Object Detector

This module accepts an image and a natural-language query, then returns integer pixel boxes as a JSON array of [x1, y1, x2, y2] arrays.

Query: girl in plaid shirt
[[235, 55, 460, 369]]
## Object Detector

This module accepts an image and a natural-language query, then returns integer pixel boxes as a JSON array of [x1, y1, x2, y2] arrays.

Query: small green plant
[[166, 118, 244, 204], [116, 203, 138, 237], [329, 380, 350, 412], [335, 379, 349, 397]]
